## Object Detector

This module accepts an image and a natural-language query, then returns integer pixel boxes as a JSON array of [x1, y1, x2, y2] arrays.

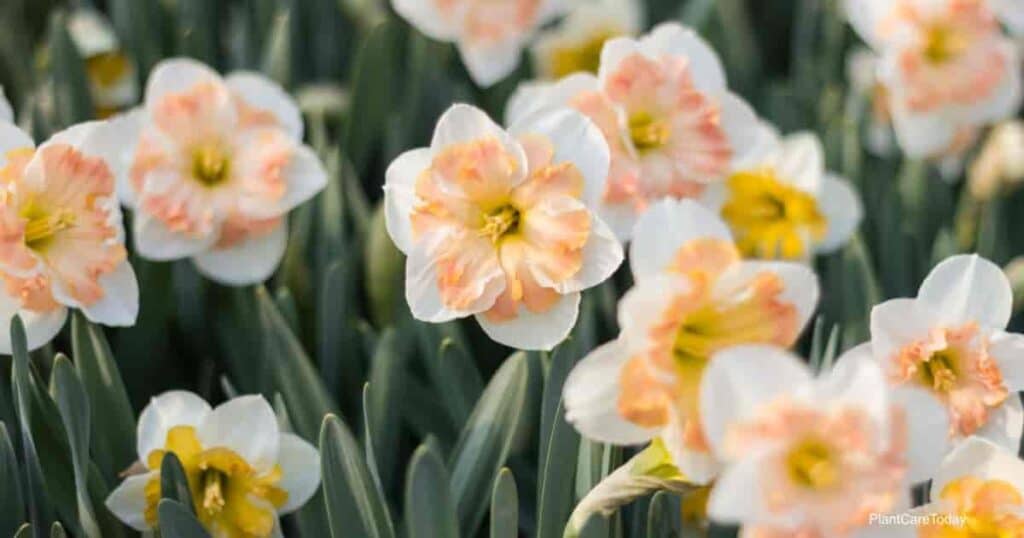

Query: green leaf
[[48, 10, 94, 126], [85, 464, 126, 538], [70, 314, 136, 487], [490, 468, 518, 538], [160, 453, 194, 511], [365, 204, 405, 327], [108, 0, 167, 74], [319, 414, 396, 538], [48, 523, 65, 538], [366, 329, 405, 489], [578, 515, 611, 538], [48, 356, 101, 538], [14, 523, 32, 538], [175, 0, 219, 65], [536, 347, 581, 538], [646, 492, 682, 538], [404, 443, 459, 538], [341, 20, 402, 174], [448, 352, 530, 536], [0, 422, 25, 537], [158, 499, 211, 538]]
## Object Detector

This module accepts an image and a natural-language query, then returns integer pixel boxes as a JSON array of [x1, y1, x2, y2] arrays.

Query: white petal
[[700, 345, 813, 456], [718, 92, 762, 169], [0, 305, 68, 355], [392, 0, 460, 41], [597, 36, 642, 83], [847, 47, 880, 93], [509, 107, 610, 209], [0, 120, 35, 160], [639, 22, 726, 93], [192, 220, 288, 286], [279, 143, 327, 212], [79, 260, 139, 327], [136, 390, 212, 464], [661, 412, 720, 485], [768, 132, 825, 193], [715, 261, 820, 335], [975, 393, 1024, 455], [816, 173, 863, 253], [431, 104, 527, 183], [0, 87, 11, 122], [103, 109, 146, 208], [133, 211, 218, 261], [597, 201, 640, 242], [629, 199, 732, 280], [892, 387, 951, 484], [226, 72, 303, 140], [198, 394, 280, 472], [917, 254, 1012, 329], [476, 291, 580, 351], [841, 0, 892, 49], [988, 330, 1024, 392], [404, 232, 505, 323], [993, 0, 1024, 36], [869, 298, 940, 366], [458, 40, 524, 88], [888, 106, 957, 159], [144, 58, 224, 110], [505, 73, 601, 126], [560, 215, 622, 292], [563, 339, 658, 444], [931, 435, 1024, 500], [384, 148, 432, 254], [276, 433, 321, 514], [956, 40, 1022, 125], [813, 354, 891, 441], [617, 274, 690, 356], [706, 451, 792, 527], [105, 472, 158, 531]]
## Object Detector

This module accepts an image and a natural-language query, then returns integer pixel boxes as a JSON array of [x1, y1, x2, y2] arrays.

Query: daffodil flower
[[68, 8, 139, 118], [508, 22, 761, 240], [844, 0, 1022, 158], [111, 58, 327, 286], [0, 119, 138, 353], [846, 254, 1024, 458], [384, 103, 622, 350], [530, 0, 643, 79], [562, 200, 818, 483], [105, 391, 321, 538], [897, 436, 1024, 536], [701, 127, 863, 260], [701, 345, 949, 537], [392, 0, 568, 87]]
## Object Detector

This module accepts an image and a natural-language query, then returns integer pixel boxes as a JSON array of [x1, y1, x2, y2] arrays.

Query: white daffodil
[[844, 0, 1022, 158], [384, 103, 622, 350], [507, 22, 761, 240], [392, 0, 567, 87], [110, 58, 327, 286], [848, 254, 1024, 459], [701, 127, 863, 260], [0, 87, 12, 123], [106, 391, 321, 538], [530, 0, 643, 79], [0, 118, 138, 353], [68, 8, 139, 117], [563, 200, 818, 483], [701, 345, 949, 537], [894, 436, 1024, 536]]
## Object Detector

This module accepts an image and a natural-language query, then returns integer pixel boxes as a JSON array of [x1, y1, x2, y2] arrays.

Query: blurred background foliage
[[0, 0, 1021, 537]]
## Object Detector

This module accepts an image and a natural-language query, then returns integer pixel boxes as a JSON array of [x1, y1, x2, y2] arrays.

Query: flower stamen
[[478, 204, 521, 243], [191, 145, 232, 187], [786, 437, 839, 491], [923, 24, 968, 65], [920, 348, 960, 393], [200, 469, 228, 516], [22, 203, 76, 251], [628, 112, 671, 152]]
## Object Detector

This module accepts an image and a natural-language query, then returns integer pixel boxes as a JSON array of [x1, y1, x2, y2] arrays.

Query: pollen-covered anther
[[478, 204, 521, 243], [628, 112, 672, 152]]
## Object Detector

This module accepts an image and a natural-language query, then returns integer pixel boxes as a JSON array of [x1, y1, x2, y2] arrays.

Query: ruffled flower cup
[[111, 58, 327, 286], [105, 391, 321, 538], [563, 200, 818, 483], [508, 22, 761, 240], [530, 0, 643, 79], [384, 103, 623, 350], [0, 119, 138, 353]]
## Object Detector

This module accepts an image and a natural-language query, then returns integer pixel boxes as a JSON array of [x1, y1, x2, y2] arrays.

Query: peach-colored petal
[[2, 273, 60, 313]]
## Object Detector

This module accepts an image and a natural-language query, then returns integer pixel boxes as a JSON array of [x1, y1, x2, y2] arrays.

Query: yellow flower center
[[191, 145, 232, 187], [478, 204, 521, 243], [547, 29, 620, 78], [920, 347, 961, 393], [923, 24, 968, 65], [86, 52, 132, 88], [786, 437, 839, 491], [145, 426, 288, 538], [21, 200, 76, 252], [721, 168, 827, 259], [629, 112, 671, 153]]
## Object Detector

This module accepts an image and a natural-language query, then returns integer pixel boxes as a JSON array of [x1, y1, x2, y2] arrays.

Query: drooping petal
[[974, 393, 1024, 455], [917, 254, 1013, 329], [384, 148, 432, 255], [226, 72, 303, 140], [816, 173, 863, 253], [198, 395, 280, 473], [136, 390, 212, 465], [988, 330, 1024, 392], [192, 219, 287, 286], [892, 386, 951, 484], [276, 433, 321, 514], [563, 339, 659, 444], [78, 259, 139, 327], [628, 199, 732, 280], [105, 471, 159, 531], [638, 22, 726, 93], [476, 290, 580, 351]]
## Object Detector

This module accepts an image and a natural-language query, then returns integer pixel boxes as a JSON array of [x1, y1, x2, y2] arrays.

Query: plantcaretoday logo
[[869, 512, 967, 527]]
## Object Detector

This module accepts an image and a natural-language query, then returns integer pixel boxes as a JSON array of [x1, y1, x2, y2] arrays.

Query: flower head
[[562, 200, 818, 483], [530, 0, 643, 79], [393, 0, 567, 87], [105, 391, 321, 537], [701, 345, 948, 537], [68, 8, 139, 118], [0, 119, 138, 353], [508, 22, 761, 240], [845, 0, 1022, 158], [385, 103, 622, 350], [702, 128, 863, 260], [857, 254, 1024, 457], [112, 59, 327, 286]]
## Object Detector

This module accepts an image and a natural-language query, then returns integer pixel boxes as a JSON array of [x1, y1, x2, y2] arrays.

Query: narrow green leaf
[[404, 443, 459, 538], [14, 523, 32, 538], [175, 0, 219, 65], [85, 464, 126, 538], [646, 492, 681, 538], [366, 329, 405, 489], [0, 422, 25, 537], [108, 0, 167, 74], [448, 352, 530, 536], [48, 523, 65, 538], [48, 10, 94, 126], [71, 314, 136, 487], [578, 515, 611, 538], [490, 468, 518, 538], [160, 453, 194, 511], [319, 414, 396, 538], [49, 356, 100, 538], [341, 20, 402, 174], [537, 347, 581, 538], [158, 499, 212, 538]]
